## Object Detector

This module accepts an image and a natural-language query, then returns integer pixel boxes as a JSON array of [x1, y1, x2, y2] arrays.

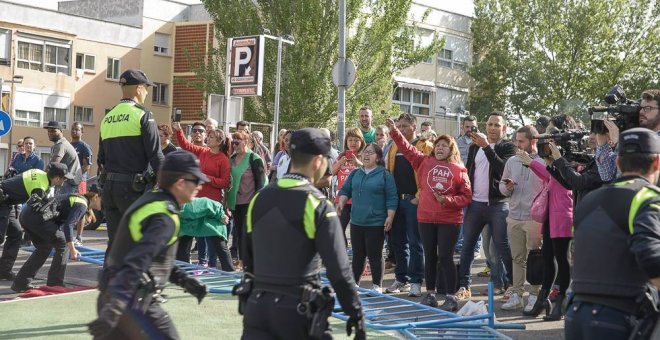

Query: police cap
[[160, 150, 209, 183], [290, 128, 331, 157], [47, 162, 74, 179], [619, 128, 660, 154], [119, 69, 155, 87]]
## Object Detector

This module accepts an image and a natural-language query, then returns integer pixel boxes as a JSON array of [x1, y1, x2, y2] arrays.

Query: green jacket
[[180, 197, 228, 240]]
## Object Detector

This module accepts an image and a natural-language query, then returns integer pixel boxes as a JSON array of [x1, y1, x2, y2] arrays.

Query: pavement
[[0, 229, 566, 339]]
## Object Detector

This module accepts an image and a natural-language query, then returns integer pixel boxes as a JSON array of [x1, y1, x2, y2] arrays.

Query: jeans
[[390, 196, 424, 284], [196, 237, 207, 264], [455, 207, 482, 253], [565, 302, 632, 340], [458, 201, 512, 288], [481, 225, 505, 288]]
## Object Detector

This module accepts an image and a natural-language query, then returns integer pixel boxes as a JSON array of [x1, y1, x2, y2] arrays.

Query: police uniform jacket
[[20, 194, 88, 243], [98, 99, 164, 175], [243, 175, 362, 318], [0, 169, 50, 205], [573, 176, 660, 314]]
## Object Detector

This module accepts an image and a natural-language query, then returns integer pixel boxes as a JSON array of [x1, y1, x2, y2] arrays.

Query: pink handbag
[[531, 183, 549, 223]]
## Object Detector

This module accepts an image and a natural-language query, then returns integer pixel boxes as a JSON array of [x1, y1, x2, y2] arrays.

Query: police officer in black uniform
[[88, 151, 208, 340], [11, 193, 91, 292], [567, 128, 660, 340], [98, 69, 164, 250], [0, 163, 71, 280], [239, 128, 365, 340]]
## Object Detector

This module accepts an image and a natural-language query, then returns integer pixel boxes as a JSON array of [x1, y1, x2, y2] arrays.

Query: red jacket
[[391, 129, 472, 224], [176, 129, 231, 201]]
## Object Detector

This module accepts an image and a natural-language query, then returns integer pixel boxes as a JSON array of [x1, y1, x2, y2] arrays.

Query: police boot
[[543, 294, 565, 321], [522, 289, 551, 317]]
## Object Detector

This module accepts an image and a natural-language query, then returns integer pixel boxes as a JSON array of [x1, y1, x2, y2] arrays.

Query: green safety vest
[[614, 179, 660, 234], [128, 200, 180, 246], [69, 195, 88, 208], [100, 102, 145, 140], [22, 169, 50, 195]]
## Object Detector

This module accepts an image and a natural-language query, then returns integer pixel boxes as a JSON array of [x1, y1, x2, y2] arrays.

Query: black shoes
[[523, 288, 552, 317], [10, 283, 36, 293], [543, 294, 566, 321], [0, 271, 16, 281], [440, 297, 459, 312]]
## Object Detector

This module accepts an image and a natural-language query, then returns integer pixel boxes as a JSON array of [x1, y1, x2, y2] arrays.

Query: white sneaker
[[386, 280, 411, 293], [408, 283, 422, 297], [372, 284, 383, 294], [74, 238, 83, 247], [524, 294, 537, 313], [501, 292, 524, 310]]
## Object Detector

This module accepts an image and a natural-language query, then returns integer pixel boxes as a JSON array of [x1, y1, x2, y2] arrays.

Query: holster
[[232, 273, 254, 315], [629, 284, 660, 340], [131, 272, 156, 313], [131, 173, 147, 193], [307, 286, 336, 340]]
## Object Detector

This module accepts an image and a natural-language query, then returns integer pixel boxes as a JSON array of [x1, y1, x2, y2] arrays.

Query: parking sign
[[229, 35, 265, 96]]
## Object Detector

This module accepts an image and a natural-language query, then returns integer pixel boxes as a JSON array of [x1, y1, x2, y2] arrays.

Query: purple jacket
[[530, 161, 574, 238]]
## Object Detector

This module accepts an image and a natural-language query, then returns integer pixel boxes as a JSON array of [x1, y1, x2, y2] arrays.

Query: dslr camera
[[536, 129, 592, 164], [588, 85, 640, 133]]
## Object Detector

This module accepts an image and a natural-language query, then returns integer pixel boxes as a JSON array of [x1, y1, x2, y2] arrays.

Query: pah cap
[[119, 69, 155, 87], [290, 128, 332, 157], [160, 150, 209, 183], [619, 128, 660, 154], [47, 162, 74, 180]]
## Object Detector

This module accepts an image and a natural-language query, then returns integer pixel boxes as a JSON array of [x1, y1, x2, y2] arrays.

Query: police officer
[[11, 192, 97, 292], [0, 163, 71, 281], [88, 151, 208, 340], [98, 69, 164, 250], [240, 128, 366, 339], [567, 128, 660, 340]]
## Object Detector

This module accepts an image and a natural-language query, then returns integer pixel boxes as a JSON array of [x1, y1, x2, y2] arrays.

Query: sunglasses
[[182, 177, 203, 185], [191, 128, 205, 134]]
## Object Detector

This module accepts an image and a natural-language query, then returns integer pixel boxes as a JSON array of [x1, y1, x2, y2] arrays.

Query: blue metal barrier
[[400, 326, 513, 340]]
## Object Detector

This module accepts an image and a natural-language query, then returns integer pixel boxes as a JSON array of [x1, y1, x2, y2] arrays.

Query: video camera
[[536, 129, 592, 164], [588, 85, 640, 134]]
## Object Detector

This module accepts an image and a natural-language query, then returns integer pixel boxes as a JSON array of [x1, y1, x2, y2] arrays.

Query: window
[[392, 88, 430, 116], [44, 45, 70, 75], [74, 106, 93, 123], [106, 58, 120, 80], [0, 29, 10, 65], [44, 107, 68, 129], [75, 53, 95, 73], [438, 49, 453, 68], [17, 41, 43, 71], [454, 61, 468, 72], [152, 83, 168, 105], [154, 33, 170, 55], [15, 110, 41, 127]]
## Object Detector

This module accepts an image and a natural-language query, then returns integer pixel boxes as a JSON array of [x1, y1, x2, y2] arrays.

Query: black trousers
[[242, 290, 331, 340], [102, 180, 143, 251], [419, 223, 460, 294], [350, 225, 385, 286], [233, 204, 249, 261], [0, 204, 22, 274], [177, 236, 234, 271], [14, 227, 68, 287], [339, 204, 352, 246], [565, 301, 633, 340], [95, 291, 180, 340], [541, 221, 571, 294]]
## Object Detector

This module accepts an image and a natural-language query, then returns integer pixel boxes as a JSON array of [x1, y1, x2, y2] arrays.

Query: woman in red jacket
[[386, 118, 472, 311]]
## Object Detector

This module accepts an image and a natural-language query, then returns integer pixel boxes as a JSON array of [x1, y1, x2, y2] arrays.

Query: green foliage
[[195, 0, 442, 130], [470, 0, 659, 126]]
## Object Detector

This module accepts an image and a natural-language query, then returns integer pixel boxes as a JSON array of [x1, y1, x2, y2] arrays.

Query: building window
[[154, 33, 170, 55], [106, 57, 120, 80], [17, 41, 43, 71], [74, 106, 94, 123], [14, 110, 41, 127], [152, 83, 168, 105], [44, 45, 70, 75], [44, 107, 68, 129], [392, 88, 430, 116], [454, 61, 468, 72], [0, 29, 10, 65], [438, 49, 453, 68], [75, 53, 96, 73]]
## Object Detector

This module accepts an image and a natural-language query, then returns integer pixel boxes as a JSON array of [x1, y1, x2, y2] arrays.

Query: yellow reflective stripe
[[128, 201, 180, 245], [326, 212, 337, 218], [277, 178, 308, 188], [246, 192, 260, 234], [614, 180, 636, 186], [650, 204, 660, 210], [100, 103, 144, 140], [628, 187, 659, 234], [303, 194, 321, 239], [69, 195, 88, 208], [22, 170, 49, 195]]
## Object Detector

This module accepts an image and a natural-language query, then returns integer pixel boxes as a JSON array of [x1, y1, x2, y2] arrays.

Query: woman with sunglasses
[[172, 122, 233, 269]]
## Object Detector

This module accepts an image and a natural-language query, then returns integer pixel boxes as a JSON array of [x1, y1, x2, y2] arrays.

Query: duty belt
[[253, 281, 318, 298], [105, 172, 137, 182]]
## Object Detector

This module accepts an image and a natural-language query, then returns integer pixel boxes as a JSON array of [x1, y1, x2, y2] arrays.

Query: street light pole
[[337, 0, 346, 151]]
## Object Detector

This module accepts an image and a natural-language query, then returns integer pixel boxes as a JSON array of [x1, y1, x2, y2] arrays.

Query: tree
[[470, 0, 659, 127], [195, 0, 442, 131]]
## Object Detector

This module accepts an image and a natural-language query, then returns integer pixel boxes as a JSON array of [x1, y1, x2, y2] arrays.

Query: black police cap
[[619, 128, 660, 154], [160, 150, 209, 183], [119, 69, 155, 87], [290, 128, 331, 157], [47, 162, 74, 180]]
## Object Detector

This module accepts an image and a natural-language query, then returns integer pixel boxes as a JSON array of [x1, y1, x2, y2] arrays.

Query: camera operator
[[595, 89, 660, 183], [547, 138, 604, 208]]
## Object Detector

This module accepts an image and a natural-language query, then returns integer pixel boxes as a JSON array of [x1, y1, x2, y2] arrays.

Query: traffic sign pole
[[224, 37, 232, 134], [337, 0, 346, 151]]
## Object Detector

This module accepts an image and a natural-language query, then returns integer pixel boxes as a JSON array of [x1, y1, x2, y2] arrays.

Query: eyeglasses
[[191, 128, 205, 134], [182, 177, 203, 185], [362, 150, 375, 156], [641, 106, 659, 113]]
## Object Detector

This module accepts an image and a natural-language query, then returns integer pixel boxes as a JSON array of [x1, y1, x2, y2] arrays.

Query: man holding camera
[[567, 127, 660, 340], [595, 89, 660, 182]]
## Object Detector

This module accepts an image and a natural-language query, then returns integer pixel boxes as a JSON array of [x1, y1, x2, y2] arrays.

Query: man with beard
[[358, 106, 376, 144], [45, 121, 82, 195]]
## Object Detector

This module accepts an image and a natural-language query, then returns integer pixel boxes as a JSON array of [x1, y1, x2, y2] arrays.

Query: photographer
[[595, 89, 660, 182]]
